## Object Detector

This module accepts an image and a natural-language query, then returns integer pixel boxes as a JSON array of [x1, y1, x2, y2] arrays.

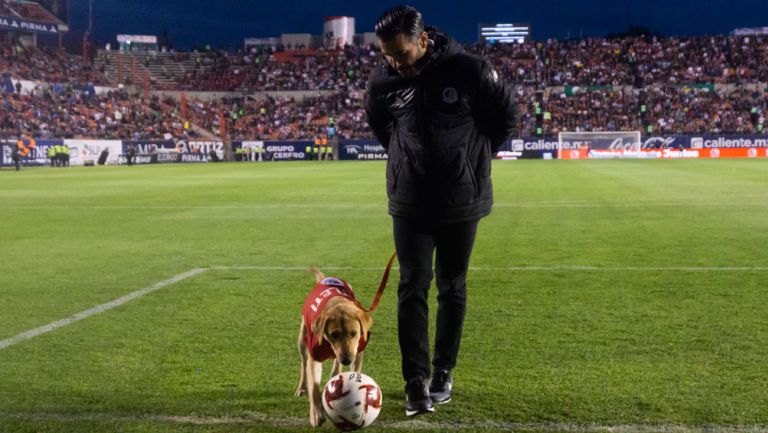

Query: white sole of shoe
[[405, 406, 435, 416]]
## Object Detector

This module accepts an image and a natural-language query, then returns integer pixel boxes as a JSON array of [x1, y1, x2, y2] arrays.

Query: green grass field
[[1, 160, 767, 433]]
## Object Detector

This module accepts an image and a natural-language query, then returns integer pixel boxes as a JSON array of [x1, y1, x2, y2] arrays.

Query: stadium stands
[[524, 86, 765, 136], [1, 33, 766, 140], [147, 35, 767, 92], [1, 42, 110, 85], [0, 83, 200, 140]]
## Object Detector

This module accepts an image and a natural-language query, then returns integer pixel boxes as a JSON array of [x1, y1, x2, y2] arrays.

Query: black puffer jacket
[[366, 28, 519, 223]]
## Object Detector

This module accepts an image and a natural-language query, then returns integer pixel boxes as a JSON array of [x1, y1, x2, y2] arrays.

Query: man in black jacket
[[366, 5, 519, 417]]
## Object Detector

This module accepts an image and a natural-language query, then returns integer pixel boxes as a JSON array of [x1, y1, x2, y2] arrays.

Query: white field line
[[3, 263, 767, 351], [4, 201, 767, 210], [210, 265, 390, 271], [214, 265, 768, 272], [1, 411, 767, 433], [0, 268, 208, 351], [2, 267, 768, 432], [469, 265, 768, 271]]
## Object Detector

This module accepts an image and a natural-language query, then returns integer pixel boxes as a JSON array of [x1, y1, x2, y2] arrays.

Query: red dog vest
[[302, 277, 369, 361]]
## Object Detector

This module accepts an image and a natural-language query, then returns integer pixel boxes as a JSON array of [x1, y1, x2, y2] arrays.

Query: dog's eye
[[330, 331, 341, 340], [350, 330, 357, 337]]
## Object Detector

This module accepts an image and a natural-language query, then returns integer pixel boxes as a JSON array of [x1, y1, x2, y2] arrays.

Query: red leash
[[360, 251, 397, 313]]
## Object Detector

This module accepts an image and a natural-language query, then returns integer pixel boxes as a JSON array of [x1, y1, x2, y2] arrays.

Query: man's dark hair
[[375, 5, 425, 42]]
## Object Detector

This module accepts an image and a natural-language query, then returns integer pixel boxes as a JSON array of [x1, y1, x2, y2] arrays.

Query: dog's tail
[[308, 267, 325, 283]]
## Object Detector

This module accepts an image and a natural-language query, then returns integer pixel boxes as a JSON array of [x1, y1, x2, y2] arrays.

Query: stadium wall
[[9, 82, 336, 103], [502, 135, 768, 160], [151, 84, 766, 103], [15, 79, 122, 96], [3, 135, 768, 167], [151, 90, 337, 102], [0, 139, 223, 166]]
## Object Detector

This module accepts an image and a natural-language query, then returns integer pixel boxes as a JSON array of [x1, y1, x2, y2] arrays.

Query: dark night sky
[[64, 0, 768, 49]]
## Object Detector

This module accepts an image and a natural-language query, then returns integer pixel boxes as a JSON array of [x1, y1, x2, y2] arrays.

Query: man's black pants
[[393, 216, 479, 382]]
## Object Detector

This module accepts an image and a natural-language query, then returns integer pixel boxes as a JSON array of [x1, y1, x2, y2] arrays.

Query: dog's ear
[[312, 314, 327, 345], [358, 311, 373, 341], [308, 267, 325, 283]]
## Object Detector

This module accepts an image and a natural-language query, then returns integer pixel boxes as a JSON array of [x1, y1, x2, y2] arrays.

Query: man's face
[[378, 32, 428, 78]]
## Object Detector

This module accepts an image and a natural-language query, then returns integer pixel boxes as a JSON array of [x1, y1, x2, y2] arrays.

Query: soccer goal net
[[558, 131, 642, 151]]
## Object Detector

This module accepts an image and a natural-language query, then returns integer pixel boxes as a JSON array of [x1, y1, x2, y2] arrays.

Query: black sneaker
[[405, 377, 435, 416], [429, 369, 452, 404]]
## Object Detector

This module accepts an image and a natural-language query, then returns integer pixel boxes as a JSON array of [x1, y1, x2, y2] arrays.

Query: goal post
[[558, 131, 642, 151], [557, 131, 642, 159]]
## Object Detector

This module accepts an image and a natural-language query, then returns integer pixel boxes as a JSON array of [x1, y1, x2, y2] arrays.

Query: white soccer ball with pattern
[[322, 372, 382, 431]]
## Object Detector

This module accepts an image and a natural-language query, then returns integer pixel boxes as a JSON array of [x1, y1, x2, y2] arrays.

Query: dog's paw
[[309, 406, 325, 427], [294, 386, 306, 397]]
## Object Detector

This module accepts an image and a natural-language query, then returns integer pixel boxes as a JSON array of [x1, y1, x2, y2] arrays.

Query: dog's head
[[312, 299, 372, 366]]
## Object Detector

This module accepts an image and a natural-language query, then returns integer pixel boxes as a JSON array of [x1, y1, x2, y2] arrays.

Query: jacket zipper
[[414, 77, 431, 164]]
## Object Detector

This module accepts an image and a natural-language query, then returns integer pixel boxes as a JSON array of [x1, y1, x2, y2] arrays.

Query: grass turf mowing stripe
[[2, 412, 767, 432], [3, 201, 767, 210], [0, 268, 208, 350], [3, 263, 764, 351], [213, 265, 768, 271]]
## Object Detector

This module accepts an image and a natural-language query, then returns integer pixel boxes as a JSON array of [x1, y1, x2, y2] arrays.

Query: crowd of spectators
[[165, 34, 767, 92], [0, 83, 199, 140], [242, 45, 374, 92], [176, 84, 765, 140], [1, 40, 110, 86], [172, 45, 374, 92], [477, 35, 768, 87], [175, 50, 252, 91], [1, 32, 766, 140], [521, 86, 766, 136], [181, 88, 367, 140]]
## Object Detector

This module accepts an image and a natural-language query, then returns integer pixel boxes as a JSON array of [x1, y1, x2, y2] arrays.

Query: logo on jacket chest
[[386, 87, 416, 110], [442, 87, 458, 104]]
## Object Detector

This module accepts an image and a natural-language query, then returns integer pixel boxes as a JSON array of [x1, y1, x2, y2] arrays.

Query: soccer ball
[[322, 372, 382, 431]]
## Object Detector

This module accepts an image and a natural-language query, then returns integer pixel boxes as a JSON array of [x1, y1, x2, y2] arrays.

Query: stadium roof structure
[[0, 0, 64, 34], [731, 26, 768, 35]]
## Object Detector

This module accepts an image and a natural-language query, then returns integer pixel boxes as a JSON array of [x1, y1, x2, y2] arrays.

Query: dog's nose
[[341, 357, 352, 366]]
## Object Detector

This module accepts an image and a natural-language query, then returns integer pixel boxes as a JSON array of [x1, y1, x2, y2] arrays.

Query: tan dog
[[295, 268, 373, 427]]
